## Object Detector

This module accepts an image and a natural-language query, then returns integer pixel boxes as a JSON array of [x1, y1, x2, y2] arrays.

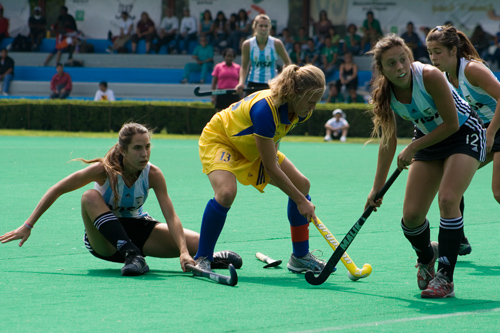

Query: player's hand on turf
[[179, 252, 195, 272], [0, 224, 32, 247], [366, 188, 383, 212], [397, 144, 416, 170]]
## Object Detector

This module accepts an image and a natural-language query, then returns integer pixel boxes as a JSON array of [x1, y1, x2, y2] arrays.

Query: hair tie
[[436, 26, 443, 31]]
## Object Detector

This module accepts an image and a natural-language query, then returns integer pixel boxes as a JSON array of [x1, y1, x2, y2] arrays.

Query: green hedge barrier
[[0, 99, 415, 137]]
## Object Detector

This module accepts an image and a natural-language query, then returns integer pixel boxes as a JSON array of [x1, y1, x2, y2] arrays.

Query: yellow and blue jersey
[[199, 89, 312, 191]]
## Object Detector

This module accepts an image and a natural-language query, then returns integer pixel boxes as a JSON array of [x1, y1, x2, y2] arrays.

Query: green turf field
[[1, 134, 500, 332]]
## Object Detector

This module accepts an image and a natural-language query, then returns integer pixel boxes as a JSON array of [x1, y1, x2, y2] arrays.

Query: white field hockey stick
[[313, 217, 372, 281], [185, 263, 238, 287], [193, 86, 258, 96], [255, 252, 282, 268]]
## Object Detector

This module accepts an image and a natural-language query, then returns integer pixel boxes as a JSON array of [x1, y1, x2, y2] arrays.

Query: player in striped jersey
[[0, 123, 240, 276], [235, 14, 291, 94], [365, 35, 486, 298], [426, 25, 500, 255]]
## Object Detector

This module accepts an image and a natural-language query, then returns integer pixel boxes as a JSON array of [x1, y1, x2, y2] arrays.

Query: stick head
[[263, 259, 282, 268], [347, 263, 372, 281]]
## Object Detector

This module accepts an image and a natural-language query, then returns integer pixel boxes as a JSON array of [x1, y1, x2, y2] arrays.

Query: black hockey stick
[[193, 86, 257, 96], [305, 168, 402, 285], [186, 263, 238, 286]]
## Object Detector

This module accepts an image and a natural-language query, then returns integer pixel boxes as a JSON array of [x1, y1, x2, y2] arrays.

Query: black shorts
[[413, 120, 486, 162], [215, 93, 240, 110], [485, 122, 500, 153], [83, 216, 159, 263]]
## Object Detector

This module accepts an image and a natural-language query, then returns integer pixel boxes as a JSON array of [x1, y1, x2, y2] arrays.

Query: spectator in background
[[43, 6, 78, 66], [489, 23, 500, 68], [324, 83, 344, 103], [0, 7, 9, 44], [304, 38, 320, 66], [94, 81, 115, 101], [228, 9, 251, 53], [50, 63, 71, 99], [337, 51, 358, 97], [278, 28, 294, 52], [469, 24, 493, 60], [327, 26, 341, 48], [324, 109, 349, 142], [28, 6, 46, 51], [199, 10, 213, 46], [176, 7, 197, 54], [211, 48, 240, 112], [312, 10, 333, 41], [180, 35, 213, 84], [401, 22, 423, 59], [290, 41, 306, 65], [212, 11, 228, 52], [361, 11, 382, 51], [155, 8, 178, 54], [0, 48, 14, 96], [346, 88, 365, 104], [294, 26, 309, 50], [107, 11, 134, 53], [131, 12, 156, 54], [320, 35, 338, 79], [343, 23, 362, 55]]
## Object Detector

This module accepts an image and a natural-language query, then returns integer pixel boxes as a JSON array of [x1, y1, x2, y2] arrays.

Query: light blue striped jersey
[[95, 163, 150, 218], [451, 57, 497, 125], [390, 62, 472, 134], [247, 36, 278, 84]]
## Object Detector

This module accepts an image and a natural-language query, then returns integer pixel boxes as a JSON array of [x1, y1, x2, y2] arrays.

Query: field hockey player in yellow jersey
[[195, 64, 329, 274]]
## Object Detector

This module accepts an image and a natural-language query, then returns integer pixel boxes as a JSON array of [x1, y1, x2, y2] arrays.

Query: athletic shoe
[[458, 237, 472, 256], [324, 135, 332, 141], [340, 136, 346, 142], [421, 271, 455, 298], [121, 252, 149, 276], [287, 251, 329, 274], [195, 256, 212, 272], [416, 241, 439, 290], [212, 250, 243, 269]]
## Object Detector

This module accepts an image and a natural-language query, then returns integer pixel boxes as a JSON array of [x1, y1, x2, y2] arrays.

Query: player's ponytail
[[427, 25, 483, 62]]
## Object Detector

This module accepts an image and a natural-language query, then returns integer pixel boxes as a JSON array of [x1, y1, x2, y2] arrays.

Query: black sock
[[401, 218, 434, 264], [94, 212, 141, 257], [437, 217, 463, 282], [459, 197, 467, 243]]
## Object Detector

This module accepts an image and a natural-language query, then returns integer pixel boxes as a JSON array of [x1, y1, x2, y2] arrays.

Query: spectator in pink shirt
[[50, 63, 72, 99], [211, 48, 240, 111]]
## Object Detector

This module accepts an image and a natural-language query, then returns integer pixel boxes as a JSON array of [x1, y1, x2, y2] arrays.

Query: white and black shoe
[[212, 250, 243, 269], [121, 252, 149, 276]]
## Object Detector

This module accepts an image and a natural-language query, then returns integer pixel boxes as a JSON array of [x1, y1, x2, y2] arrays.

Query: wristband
[[23, 223, 33, 230]]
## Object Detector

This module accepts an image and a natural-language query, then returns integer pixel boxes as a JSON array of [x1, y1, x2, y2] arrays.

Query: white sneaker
[[324, 135, 332, 141], [340, 136, 346, 142], [195, 256, 212, 272], [2, 92, 8, 96], [287, 251, 326, 273]]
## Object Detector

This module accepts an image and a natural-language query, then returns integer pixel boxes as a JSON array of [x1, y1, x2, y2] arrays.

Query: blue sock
[[194, 198, 230, 261], [288, 194, 311, 257]]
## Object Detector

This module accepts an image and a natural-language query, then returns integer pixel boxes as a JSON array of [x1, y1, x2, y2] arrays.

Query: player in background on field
[[195, 64, 329, 274], [426, 25, 500, 256], [0, 123, 240, 276], [235, 14, 291, 94], [365, 35, 485, 298]]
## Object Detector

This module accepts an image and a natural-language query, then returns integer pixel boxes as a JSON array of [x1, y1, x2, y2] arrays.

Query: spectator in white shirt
[[94, 81, 116, 101], [107, 11, 134, 53], [155, 7, 179, 53], [324, 109, 349, 142], [175, 7, 197, 54]]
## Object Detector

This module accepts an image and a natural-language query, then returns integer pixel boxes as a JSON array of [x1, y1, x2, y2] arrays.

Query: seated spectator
[[489, 23, 500, 67], [0, 48, 14, 96], [199, 10, 214, 45], [294, 26, 309, 50], [304, 38, 320, 66], [43, 6, 78, 66], [50, 63, 72, 99], [175, 7, 197, 54], [337, 52, 358, 97], [212, 11, 228, 52], [401, 22, 423, 59], [180, 36, 214, 84], [155, 8, 178, 53], [227, 9, 251, 54], [324, 83, 345, 103], [327, 26, 341, 47], [324, 109, 349, 142], [107, 11, 134, 53], [278, 28, 294, 52], [211, 48, 240, 112], [320, 36, 339, 79], [346, 89, 365, 103], [94, 81, 115, 101], [0, 7, 8, 44], [343, 23, 362, 55], [28, 6, 46, 51], [131, 12, 156, 54], [361, 11, 382, 52], [312, 10, 333, 41], [470, 24, 493, 60], [289, 41, 306, 65]]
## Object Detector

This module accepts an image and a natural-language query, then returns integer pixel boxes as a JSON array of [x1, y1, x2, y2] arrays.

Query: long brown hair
[[268, 64, 325, 107], [426, 25, 483, 62], [366, 34, 414, 147], [76, 123, 151, 206]]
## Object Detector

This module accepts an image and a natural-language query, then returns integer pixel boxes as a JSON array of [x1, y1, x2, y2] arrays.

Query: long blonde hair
[[367, 34, 414, 147], [268, 64, 325, 107], [426, 25, 483, 63], [76, 123, 151, 206]]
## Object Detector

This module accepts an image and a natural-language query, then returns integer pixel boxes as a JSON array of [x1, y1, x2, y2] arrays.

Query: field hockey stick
[[305, 168, 402, 285], [186, 263, 238, 287], [255, 252, 282, 268], [313, 217, 372, 281], [193, 86, 257, 96]]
